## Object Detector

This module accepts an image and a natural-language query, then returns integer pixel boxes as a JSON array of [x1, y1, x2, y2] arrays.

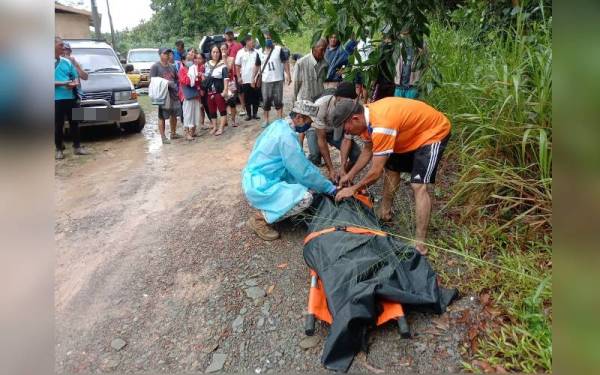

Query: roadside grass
[[419, 6, 552, 373], [284, 2, 551, 371], [282, 27, 312, 55]]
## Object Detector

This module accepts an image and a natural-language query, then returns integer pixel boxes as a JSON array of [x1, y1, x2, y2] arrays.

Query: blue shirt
[[324, 40, 358, 82], [173, 49, 185, 62], [54, 57, 78, 101]]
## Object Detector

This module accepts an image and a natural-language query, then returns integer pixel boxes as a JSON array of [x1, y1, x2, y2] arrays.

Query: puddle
[[138, 95, 163, 155], [143, 124, 163, 155]]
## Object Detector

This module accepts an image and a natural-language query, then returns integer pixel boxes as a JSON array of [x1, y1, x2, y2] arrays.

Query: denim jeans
[[306, 128, 361, 166]]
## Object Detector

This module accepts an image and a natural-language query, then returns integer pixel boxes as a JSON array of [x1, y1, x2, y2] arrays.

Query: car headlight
[[114, 90, 133, 102]]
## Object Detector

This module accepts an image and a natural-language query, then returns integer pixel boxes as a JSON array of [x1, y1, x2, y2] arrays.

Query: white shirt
[[205, 61, 227, 79], [258, 45, 285, 83], [235, 48, 259, 84]]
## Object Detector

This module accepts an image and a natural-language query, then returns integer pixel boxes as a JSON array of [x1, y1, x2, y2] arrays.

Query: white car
[[126, 48, 159, 88]]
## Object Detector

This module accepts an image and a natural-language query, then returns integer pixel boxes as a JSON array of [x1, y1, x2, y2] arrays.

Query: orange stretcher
[[303, 193, 411, 338]]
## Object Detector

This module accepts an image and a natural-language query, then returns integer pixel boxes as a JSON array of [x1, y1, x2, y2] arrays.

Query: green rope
[[300, 212, 546, 284]]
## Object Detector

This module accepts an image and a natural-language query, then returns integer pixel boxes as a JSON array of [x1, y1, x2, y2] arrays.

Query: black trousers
[[241, 84, 259, 116], [55, 99, 81, 150]]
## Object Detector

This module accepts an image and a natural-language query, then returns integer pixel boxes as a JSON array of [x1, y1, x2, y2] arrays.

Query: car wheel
[[122, 110, 145, 133]]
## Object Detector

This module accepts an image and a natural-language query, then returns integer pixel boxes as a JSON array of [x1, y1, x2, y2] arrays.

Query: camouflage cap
[[291, 100, 319, 118]]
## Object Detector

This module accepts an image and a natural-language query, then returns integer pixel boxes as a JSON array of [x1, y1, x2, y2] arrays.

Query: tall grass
[[422, 3, 552, 373]]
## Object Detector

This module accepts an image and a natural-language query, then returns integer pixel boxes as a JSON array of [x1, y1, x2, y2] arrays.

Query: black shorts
[[226, 95, 239, 108], [384, 133, 450, 184]]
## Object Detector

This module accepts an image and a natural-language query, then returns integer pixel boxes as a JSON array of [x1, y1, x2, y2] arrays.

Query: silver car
[[67, 39, 146, 132]]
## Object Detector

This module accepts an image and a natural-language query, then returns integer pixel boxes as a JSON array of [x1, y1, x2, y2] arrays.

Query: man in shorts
[[332, 97, 451, 255], [150, 47, 181, 144], [254, 31, 291, 128], [242, 100, 336, 241]]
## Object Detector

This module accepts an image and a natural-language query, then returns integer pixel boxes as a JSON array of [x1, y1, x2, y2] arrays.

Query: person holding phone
[[54, 36, 88, 160]]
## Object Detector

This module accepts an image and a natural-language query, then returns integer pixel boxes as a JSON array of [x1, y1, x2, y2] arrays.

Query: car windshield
[[71, 48, 123, 73], [128, 50, 158, 63]]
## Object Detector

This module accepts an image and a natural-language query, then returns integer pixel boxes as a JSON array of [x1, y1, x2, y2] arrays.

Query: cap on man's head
[[291, 100, 319, 118], [330, 98, 361, 128], [158, 47, 172, 55], [224, 27, 234, 34]]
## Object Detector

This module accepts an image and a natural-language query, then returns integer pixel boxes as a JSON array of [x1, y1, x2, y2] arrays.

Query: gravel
[[299, 336, 320, 350], [232, 316, 245, 333], [245, 286, 266, 300], [205, 353, 227, 373], [110, 338, 127, 351]]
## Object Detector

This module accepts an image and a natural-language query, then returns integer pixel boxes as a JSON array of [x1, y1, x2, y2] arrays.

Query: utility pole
[[90, 0, 102, 39], [105, 0, 116, 48]]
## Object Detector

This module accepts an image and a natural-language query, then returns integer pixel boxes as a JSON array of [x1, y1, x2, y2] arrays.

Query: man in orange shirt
[[332, 97, 451, 255]]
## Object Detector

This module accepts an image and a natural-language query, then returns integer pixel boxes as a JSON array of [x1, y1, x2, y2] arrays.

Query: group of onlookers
[[148, 28, 293, 143]]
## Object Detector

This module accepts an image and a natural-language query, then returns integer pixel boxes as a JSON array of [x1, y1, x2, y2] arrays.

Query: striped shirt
[[292, 53, 328, 102], [360, 97, 451, 155]]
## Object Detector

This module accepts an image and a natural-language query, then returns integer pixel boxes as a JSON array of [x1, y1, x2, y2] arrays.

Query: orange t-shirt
[[360, 97, 451, 155]]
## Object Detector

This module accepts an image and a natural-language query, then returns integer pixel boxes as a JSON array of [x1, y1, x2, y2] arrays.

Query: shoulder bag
[[253, 48, 274, 89]]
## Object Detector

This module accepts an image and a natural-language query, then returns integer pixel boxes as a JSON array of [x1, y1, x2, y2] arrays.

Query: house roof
[[55, 2, 92, 18]]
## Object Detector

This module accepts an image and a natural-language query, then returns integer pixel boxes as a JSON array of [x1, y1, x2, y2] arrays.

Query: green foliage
[[227, 0, 436, 89], [420, 0, 552, 372], [110, 0, 227, 56], [282, 27, 313, 54]]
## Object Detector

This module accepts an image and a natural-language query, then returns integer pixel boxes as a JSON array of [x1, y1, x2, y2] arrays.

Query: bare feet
[[214, 128, 223, 136], [376, 206, 393, 222], [415, 243, 428, 256], [210, 127, 216, 135]]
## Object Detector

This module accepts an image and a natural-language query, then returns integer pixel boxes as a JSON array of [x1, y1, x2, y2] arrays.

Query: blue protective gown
[[242, 119, 336, 223]]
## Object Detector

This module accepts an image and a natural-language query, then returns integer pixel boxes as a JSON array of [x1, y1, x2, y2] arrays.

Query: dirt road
[[55, 91, 473, 373]]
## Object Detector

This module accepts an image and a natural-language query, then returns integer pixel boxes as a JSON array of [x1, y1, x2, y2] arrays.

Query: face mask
[[294, 122, 311, 133], [265, 39, 274, 48]]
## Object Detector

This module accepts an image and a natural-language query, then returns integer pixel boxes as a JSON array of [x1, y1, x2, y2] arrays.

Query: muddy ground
[[55, 87, 478, 374]]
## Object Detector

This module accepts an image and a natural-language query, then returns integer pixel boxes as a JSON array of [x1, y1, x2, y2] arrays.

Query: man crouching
[[242, 100, 337, 240]]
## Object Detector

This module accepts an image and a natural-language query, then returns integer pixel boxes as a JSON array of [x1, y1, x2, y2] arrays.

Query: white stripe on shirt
[[372, 127, 398, 136], [373, 150, 394, 156]]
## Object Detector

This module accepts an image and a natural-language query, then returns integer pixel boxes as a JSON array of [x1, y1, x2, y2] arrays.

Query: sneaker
[[240, 109, 247, 116], [55, 150, 64, 160], [253, 115, 260, 120], [73, 147, 89, 155], [170, 133, 182, 139], [261, 122, 269, 129], [244, 115, 252, 121], [248, 216, 280, 241], [161, 136, 171, 144]]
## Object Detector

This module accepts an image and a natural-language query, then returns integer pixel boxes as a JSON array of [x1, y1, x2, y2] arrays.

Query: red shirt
[[227, 41, 243, 60]]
